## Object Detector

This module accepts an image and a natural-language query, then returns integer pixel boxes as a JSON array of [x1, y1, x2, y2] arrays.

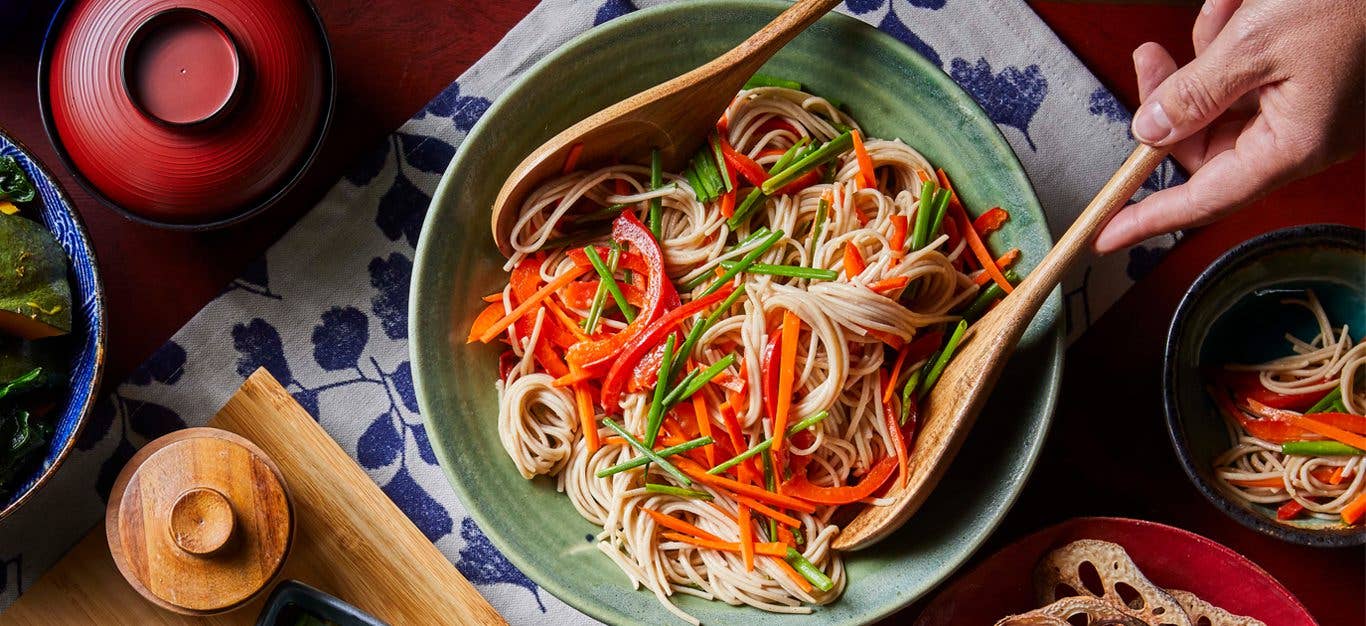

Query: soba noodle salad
[[466, 79, 1020, 622], [1207, 290, 1366, 527]]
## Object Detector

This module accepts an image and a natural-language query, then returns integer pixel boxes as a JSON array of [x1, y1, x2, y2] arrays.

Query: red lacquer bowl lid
[[41, 0, 333, 228]]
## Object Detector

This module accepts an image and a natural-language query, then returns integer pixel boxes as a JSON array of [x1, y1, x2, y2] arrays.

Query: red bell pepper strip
[[781, 455, 897, 505], [1277, 500, 1305, 520], [600, 283, 736, 409], [498, 350, 519, 381], [755, 118, 801, 137], [1214, 370, 1325, 411], [1208, 386, 1310, 443], [775, 167, 823, 196], [561, 280, 646, 311], [971, 207, 1009, 237], [721, 139, 770, 187], [565, 213, 678, 374]]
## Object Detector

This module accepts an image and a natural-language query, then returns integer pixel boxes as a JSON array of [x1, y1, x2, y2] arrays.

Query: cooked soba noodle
[[484, 87, 987, 623], [1212, 290, 1366, 521]]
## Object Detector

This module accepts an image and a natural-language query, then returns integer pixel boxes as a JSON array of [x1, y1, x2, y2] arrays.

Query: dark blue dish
[[1164, 223, 1365, 547], [0, 126, 105, 520]]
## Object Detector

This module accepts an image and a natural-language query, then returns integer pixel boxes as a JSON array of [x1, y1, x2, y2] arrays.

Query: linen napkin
[[0, 0, 1184, 622]]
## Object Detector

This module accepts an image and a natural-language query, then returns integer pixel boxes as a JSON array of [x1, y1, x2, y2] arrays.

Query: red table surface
[[0, 1, 1361, 623]]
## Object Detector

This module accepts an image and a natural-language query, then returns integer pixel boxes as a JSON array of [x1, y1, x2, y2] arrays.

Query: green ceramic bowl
[[1164, 224, 1365, 547], [411, 2, 1063, 622]]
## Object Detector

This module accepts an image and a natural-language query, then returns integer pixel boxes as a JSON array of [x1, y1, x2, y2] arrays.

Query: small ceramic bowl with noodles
[[1165, 224, 1366, 547]]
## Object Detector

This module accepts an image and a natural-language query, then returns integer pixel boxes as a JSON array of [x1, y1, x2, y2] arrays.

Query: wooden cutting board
[[5, 368, 505, 625]]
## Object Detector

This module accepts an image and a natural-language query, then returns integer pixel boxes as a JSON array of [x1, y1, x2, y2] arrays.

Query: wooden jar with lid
[[106, 427, 294, 615]]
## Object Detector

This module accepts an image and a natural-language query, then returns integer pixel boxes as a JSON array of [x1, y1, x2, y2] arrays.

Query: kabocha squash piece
[[1167, 590, 1265, 626], [0, 214, 72, 339], [1034, 540, 1191, 626], [996, 596, 1149, 626]]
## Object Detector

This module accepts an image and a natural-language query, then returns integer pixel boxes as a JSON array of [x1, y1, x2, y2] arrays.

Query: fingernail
[[1133, 102, 1173, 144], [1201, 0, 1213, 15]]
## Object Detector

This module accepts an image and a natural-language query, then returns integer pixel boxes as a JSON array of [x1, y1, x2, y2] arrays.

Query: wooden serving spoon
[[833, 144, 1169, 550], [489, 0, 843, 257]]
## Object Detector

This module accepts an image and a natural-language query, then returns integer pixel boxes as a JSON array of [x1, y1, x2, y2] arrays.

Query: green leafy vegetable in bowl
[[0, 161, 73, 497], [0, 156, 37, 205]]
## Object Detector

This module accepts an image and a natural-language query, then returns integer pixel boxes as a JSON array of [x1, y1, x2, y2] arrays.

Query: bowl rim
[[0, 123, 107, 523], [410, 1, 1061, 622], [914, 516, 1315, 625], [1162, 222, 1366, 547], [35, 0, 337, 231]]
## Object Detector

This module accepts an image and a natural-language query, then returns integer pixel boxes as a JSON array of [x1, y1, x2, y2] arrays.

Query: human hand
[[1094, 0, 1365, 253]]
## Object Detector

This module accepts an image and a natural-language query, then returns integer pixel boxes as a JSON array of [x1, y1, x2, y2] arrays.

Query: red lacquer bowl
[[39, 0, 334, 229], [915, 517, 1316, 626]]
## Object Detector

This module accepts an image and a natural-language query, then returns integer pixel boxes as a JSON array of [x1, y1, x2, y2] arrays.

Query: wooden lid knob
[[168, 487, 235, 555], [107, 427, 293, 615]]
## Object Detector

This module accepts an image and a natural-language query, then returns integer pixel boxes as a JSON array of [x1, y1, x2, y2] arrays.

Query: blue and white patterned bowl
[[0, 127, 105, 521]]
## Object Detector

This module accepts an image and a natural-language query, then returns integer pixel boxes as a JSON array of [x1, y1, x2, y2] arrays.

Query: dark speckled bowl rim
[[35, 0, 336, 231], [0, 124, 107, 523], [1163, 223, 1366, 547]]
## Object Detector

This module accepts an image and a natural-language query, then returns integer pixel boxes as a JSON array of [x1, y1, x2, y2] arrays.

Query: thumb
[[1130, 34, 1268, 146]]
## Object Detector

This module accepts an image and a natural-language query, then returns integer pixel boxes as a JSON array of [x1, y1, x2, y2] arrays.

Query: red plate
[[41, 0, 332, 228], [915, 517, 1315, 626]]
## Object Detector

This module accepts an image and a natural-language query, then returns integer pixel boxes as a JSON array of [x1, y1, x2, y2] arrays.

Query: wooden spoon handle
[[710, 0, 845, 80], [1006, 143, 1170, 317]]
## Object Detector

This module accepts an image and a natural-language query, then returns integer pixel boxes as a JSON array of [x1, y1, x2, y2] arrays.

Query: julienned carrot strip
[[1252, 400, 1366, 451], [677, 460, 817, 513], [915, 170, 930, 183], [775, 557, 815, 593], [843, 242, 866, 277], [691, 393, 717, 467], [479, 266, 590, 342], [552, 366, 595, 388], [658, 532, 788, 557], [739, 505, 755, 571], [482, 292, 503, 303], [563, 143, 584, 174], [721, 393, 759, 481], [772, 311, 801, 478], [889, 215, 908, 259], [1342, 492, 1366, 525], [736, 495, 800, 527], [884, 403, 909, 487], [545, 297, 589, 342], [576, 385, 599, 452], [467, 302, 505, 343], [973, 249, 1021, 286], [602, 436, 627, 446], [869, 275, 910, 295], [972, 207, 1009, 236], [851, 130, 875, 189], [939, 168, 1011, 294], [883, 344, 911, 404], [720, 189, 736, 218], [643, 509, 723, 542], [1330, 466, 1347, 485]]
